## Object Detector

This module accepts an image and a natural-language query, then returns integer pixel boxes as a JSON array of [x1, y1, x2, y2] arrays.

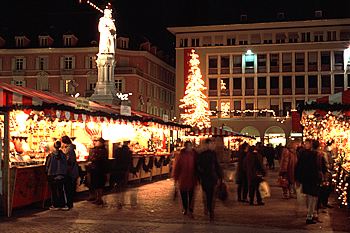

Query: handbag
[[217, 182, 228, 201], [277, 176, 289, 188], [259, 180, 271, 198]]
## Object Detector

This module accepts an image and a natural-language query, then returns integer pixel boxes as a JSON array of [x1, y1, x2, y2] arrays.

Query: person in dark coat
[[246, 146, 265, 206], [174, 141, 198, 217], [236, 142, 249, 202], [87, 137, 108, 205], [61, 136, 79, 209], [113, 141, 133, 209], [197, 138, 223, 220], [295, 139, 322, 224], [45, 141, 68, 210], [265, 144, 276, 170]]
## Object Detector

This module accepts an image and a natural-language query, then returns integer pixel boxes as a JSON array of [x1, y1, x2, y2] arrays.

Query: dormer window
[[39, 36, 48, 47], [240, 14, 247, 22], [277, 12, 285, 20], [15, 37, 25, 48], [64, 36, 72, 47]]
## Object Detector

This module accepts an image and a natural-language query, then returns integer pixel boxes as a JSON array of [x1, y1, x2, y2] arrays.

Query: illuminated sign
[[116, 92, 132, 101]]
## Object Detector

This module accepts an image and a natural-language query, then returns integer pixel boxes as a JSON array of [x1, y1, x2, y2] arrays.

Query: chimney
[[277, 12, 285, 20], [240, 14, 248, 22], [315, 10, 323, 18]]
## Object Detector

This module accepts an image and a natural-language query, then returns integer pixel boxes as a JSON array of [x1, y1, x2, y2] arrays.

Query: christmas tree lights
[[180, 49, 211, 129]]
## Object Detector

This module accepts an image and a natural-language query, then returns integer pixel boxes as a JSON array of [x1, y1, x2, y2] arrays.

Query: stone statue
[[98, 8, 116, 54]]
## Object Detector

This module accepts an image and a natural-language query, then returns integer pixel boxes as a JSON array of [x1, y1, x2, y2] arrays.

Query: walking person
[[174, 141, 198, 218], [296, 139, 322, 224], [246, 146, 265, 206], [61, 136, 79, 209], [113, 141, 133, 209], [45, 141, 68, 210], [279, 140, 300, 199], [87, 137, 108, 205], [236, 142, 249, 202], [197, 138, 223, 220]]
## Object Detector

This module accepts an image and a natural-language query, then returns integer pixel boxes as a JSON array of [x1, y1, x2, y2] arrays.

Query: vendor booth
[[299, 89, 350, 207], [0, 83, 189, 216]]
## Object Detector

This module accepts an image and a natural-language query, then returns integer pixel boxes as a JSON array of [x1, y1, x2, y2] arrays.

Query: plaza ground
[[0, 165, 349, 233]]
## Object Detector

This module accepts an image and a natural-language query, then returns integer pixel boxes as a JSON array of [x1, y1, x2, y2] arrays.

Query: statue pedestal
[[90, 53, 119, 105]]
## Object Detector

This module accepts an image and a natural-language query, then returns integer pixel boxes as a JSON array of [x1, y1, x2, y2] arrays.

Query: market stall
[[0, 83, 189, 216], [299, 90, 350, 207], [185, 126, 257, 162]]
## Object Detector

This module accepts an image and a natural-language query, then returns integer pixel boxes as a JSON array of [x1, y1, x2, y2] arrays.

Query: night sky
[[1, 0, 350, 57]]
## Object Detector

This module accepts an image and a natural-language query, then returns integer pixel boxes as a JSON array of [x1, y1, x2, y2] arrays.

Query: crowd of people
[[45, 135, 336, 225]]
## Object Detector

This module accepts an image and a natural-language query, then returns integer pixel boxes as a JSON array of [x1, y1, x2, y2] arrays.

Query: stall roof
[[316, 90, 350, 105], [187, 127, 256, 139], [0, 83, 189, 128]]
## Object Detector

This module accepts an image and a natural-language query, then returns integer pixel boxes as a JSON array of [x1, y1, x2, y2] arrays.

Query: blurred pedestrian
[[87, 137, 108, 205], [197, 138, 223, 220], [61, 136, 79, 209], [266, 144, 275, 170], [236, 142, 249, 202], [246, 146, 265, 206], [296, 139, 322, 224], [45, 141, 68, 210], [279, 140, 300, 199], [174, 141, 198, 218]]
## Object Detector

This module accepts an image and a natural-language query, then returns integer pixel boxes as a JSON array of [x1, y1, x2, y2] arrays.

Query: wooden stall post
[[2, 111, 11, 217]]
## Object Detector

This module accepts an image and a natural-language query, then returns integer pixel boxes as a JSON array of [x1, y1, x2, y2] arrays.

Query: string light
[[180, 49, 211, 129], [79, 0, 104, 13]]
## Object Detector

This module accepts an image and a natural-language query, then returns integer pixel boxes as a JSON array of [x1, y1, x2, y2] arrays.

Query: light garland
[[180, 49, 211, 129], [301, 111, 350, 206], [79, 0, 104, 13]]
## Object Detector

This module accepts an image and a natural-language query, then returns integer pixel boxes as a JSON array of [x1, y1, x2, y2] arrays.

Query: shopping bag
[[259, 180, 271, 198], [217, 182, 228, 201]]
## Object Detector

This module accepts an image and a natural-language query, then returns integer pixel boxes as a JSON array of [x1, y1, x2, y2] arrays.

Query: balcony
[[282, 65, 292, 72], [283, 88, 292, 95], [295, 88, 305, 94], [209, 90, 218, 96], [321, 64, 331, 71], [209, 68, 218, 74], [321, 87, 331, 94], [220, 67, 230, 74], [270, 66, 279, 73], [233, 67, 242, 74], [245, 89, 254, 96], [270, 88, 279, 95], [220, 89, 230, 96], [308, 88, 318, 94], [258, 66, 267, 73], [308, 64, 318, 72], [232, 90, 242, 96], [295, 65, 305, 72], [258, 89, 267, 95]]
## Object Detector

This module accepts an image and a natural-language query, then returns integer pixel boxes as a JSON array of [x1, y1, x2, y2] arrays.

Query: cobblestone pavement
[[1, 166, 349, 233]]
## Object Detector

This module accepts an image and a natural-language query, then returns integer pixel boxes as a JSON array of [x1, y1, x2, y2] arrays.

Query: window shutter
[[85, 56, 89, 69], [45, 57, 49, 70], [59, 80, 64, 92], [60, 57, 64, 69], [72, 56, 76, 69], [11, 58, 15, 71], [35, 57, 39, 70], [23, 58, 27, 70]]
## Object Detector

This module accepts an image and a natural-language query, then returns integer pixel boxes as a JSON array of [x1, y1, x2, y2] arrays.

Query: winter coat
[[87, 146, 108, 189], [245, 151, 265, 185], [236, 150, 248, 184], [279, 148, 298, 184], [174, 149, 198, 191], [45, 150, 67, 178], [295, 149, 321, 196], [114, 145, 133, 173], [197, 149, 223, 189], [66, 144, 79, 180]]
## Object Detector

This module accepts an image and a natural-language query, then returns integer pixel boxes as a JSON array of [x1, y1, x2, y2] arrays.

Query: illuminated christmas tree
[[180, 49, 211, 129]]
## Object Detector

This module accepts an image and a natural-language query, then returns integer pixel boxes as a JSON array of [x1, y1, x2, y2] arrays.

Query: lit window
[[65, 80, 71, 93], [64, 36, 72, 47], [39, 57, 46, 70], [40, 37, 48, 47], [88, 56, 96, 69], [15, 37, 25, 47], [14, 80, 25, 87]]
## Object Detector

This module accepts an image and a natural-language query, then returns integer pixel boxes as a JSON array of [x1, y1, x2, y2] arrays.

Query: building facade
[[0, 34, 176, 120], [169, 18, 350, 145]]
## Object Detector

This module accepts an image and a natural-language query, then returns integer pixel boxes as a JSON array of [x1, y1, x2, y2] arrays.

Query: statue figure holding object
[[98, 8, 116, 54]]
